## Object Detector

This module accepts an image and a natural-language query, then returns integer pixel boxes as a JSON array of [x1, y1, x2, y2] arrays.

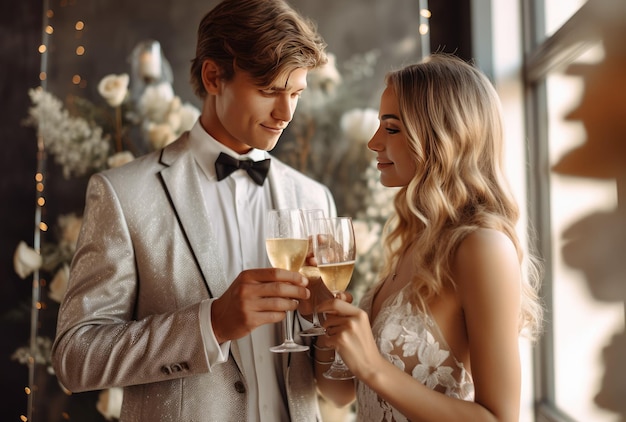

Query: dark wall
[[429, 0, 472, 60], [0, 0, 48, 420], [0, 1, 467, 420]]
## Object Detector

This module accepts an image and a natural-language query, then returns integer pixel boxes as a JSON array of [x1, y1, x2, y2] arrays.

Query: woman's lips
[[376, 160, 393, 170]]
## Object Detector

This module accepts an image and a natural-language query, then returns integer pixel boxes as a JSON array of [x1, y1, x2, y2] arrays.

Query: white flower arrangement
[[24, 72, 200, 179], [11, 336, 55, 376], [24, 87, 111, 179]]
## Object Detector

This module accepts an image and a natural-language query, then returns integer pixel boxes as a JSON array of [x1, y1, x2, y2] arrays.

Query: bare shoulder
[[453, 228, 521, 297], [455, 228, 517, 266]]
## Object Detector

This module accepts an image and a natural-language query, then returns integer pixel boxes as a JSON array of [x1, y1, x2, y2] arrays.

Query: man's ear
[[201, 59, 221, 95]]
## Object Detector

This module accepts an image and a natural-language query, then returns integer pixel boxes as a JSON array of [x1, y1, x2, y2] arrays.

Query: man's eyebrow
[[265, 83, 307, 92]]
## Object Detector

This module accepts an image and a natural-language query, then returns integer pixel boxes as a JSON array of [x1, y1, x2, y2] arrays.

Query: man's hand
[[211, 268, 309, 344]]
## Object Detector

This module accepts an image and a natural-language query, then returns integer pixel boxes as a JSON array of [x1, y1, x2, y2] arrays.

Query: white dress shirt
[[189, 120, 289, 422]]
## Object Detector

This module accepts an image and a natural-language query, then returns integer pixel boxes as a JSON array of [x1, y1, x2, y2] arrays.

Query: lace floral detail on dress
[[356, 285, 474, 421]]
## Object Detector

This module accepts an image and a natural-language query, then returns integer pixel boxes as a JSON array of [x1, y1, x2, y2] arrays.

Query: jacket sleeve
[[51, 172, 210, 392]]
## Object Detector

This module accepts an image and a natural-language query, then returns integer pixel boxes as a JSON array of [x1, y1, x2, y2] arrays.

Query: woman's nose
[[367, 129, 383, 151]]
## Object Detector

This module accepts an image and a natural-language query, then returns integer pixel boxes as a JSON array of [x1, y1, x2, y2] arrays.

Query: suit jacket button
[[234, 381, 246, 394]]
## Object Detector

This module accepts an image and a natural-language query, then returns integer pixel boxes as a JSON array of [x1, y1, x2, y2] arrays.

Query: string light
[[25, 1, 53, 420], [25, 1, 86, 419], [74, 20, 86, 88]]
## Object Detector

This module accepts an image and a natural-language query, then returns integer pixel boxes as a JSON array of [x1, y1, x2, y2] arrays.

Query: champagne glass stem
[[322, 291, 355, 380], [332, 352, 347, 369], [300, 292, 326, 337], [284, 310, 295, 343], [311, 300, 321, 327]]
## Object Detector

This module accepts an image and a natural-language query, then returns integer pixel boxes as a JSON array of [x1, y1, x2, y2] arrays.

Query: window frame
[[520, 1, 613, 421]]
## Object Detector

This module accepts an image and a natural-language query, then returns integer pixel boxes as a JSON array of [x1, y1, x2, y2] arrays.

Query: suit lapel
[[159, 136, 245, 371], [159, 136, 230, 297], [267, 158, 298, 209]]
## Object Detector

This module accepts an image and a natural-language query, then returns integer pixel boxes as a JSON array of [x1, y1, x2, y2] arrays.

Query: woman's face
[[367, 86, 417, 187]]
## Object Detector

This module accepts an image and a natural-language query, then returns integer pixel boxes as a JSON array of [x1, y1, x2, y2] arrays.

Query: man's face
[[203, 67, 308, 154]]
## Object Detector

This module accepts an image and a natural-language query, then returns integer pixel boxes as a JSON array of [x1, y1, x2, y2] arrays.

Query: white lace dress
[[356, 283, 475, 421]]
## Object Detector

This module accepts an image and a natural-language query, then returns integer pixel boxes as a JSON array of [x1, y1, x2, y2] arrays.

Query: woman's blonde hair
[[379, 53, 543, 340]]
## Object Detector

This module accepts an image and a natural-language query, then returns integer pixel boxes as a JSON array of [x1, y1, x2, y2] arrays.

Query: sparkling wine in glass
[[265, 209, 309, 353], [312, 216, 356, 379], [299, 208, 327, 337]]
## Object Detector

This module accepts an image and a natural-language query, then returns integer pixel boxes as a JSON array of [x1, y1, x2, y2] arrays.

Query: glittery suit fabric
[[51, 133, 336, 421]]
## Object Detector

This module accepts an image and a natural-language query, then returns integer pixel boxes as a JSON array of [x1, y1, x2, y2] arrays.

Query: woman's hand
[[316, 297, 383, 381]]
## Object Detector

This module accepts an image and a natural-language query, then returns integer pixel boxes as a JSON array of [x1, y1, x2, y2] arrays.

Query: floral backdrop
[[11, 40, 397, 420]]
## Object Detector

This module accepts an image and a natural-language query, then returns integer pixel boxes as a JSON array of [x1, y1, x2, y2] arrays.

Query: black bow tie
[[214, 152, 271, 185]]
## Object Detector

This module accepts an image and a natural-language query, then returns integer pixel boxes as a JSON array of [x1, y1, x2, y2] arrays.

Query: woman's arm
[[317, 228, 523, 422]]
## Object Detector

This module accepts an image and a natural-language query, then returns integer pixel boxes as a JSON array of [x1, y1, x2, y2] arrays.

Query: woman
[[313, 53, 543, 422]]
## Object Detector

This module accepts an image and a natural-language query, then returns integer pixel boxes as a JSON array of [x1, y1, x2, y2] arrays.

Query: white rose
[[107, 151, 135, 168], [49, 264, 69, 303], [138, 82, 175, 122], [97, 387, 123, 421], [147, 123, 177, 150], [166, 100, 200, 135], [165, 97, 183, 133], [340, 108, 380, 144], [308, 52, 342, 94], [178, 102, 201, 132], [98, 73, 129, 107], [58, 213, 83, 251], [13, 241, 42, 279]]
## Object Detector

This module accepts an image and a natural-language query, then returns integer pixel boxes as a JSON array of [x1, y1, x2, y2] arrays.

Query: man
[[51, 0, 336, 420]]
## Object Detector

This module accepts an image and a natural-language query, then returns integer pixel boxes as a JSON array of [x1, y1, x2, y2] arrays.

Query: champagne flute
[[312, 216, 356, 380], [265, 209, 309, 353], [299, 208, 327, 337]]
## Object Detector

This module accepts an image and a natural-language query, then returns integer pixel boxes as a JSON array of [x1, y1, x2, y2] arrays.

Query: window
[[521, 0, 626, 421]]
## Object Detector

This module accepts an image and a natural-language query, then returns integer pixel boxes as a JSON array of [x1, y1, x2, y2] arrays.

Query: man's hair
[[190, 0, 328, 98]]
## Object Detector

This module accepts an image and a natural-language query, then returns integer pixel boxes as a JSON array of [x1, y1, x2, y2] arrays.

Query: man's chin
[[259, 139, 280, 152]]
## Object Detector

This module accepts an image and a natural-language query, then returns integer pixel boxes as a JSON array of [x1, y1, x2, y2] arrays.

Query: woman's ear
[[201, 59, 220, 95]]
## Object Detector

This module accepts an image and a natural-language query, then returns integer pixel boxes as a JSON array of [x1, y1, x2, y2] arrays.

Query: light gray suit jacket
[[51, 133, 337, 421]]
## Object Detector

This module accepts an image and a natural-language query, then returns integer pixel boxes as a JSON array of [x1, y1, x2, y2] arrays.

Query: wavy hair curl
[[379, 54, 543, 340]]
